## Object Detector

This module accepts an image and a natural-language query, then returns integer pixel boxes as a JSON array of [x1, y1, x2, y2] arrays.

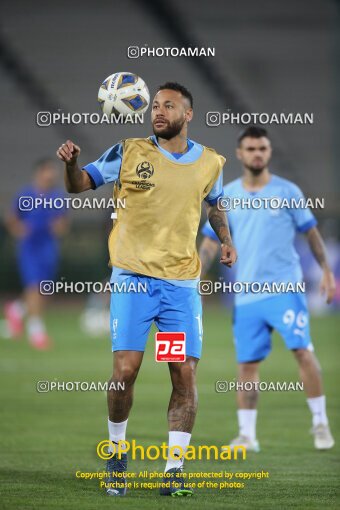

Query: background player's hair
[[34, 158, 57, 172], [158, 82, 193, 108], [238, 126, 269, 146]]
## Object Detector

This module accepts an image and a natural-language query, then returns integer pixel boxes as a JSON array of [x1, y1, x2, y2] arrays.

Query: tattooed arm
[[204, 203, 237, 268], [305, 226, 335, 304]]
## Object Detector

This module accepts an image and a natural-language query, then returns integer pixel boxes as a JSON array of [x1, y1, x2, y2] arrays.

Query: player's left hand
[[320, 268, 336, 304], [220, 244, 237, 268]]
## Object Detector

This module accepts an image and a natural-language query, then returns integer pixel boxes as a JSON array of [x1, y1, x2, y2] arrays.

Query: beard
[[152, 117, 186, 140], [245, 163, 266, 176]]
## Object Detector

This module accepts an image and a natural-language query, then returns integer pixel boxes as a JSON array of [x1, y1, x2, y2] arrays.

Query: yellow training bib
[[109, 137, 225, 279]]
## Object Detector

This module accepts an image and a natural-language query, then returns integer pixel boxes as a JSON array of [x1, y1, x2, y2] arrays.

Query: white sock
[[108, 418, 128, 452], [307, 396, 328, 427], [165, 431, 191, 472], [237, 409, 257, 441], [27, 316, 45, 337]]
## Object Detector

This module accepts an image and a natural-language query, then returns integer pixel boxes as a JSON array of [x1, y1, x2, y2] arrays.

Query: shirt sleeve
[[288, 183, 318, 233], [200, 219, 219, 242], [204, 173, 223, 206], [82, 142, 123, 189]]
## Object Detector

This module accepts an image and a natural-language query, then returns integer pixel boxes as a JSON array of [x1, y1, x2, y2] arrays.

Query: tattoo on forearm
[[208, 208, 232, 246]]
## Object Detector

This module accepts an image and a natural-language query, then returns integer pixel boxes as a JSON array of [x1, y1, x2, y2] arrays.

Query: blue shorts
[[17, 244, 58, 287], [233, 293, 313, 363], [110, 275, 203, 359]]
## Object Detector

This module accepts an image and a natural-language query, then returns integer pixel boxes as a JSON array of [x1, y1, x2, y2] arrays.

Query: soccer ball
[[98, 72, 150, 117]]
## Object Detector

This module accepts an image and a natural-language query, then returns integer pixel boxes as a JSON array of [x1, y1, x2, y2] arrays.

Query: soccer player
[[56, 82, 237, 497], [5, 159, 68, 349], [199, 126, 335, 452]]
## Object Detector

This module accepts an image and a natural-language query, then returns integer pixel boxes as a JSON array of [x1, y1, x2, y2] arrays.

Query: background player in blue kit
[[5, 159, 68, 350], [200, 127, 335, 451]]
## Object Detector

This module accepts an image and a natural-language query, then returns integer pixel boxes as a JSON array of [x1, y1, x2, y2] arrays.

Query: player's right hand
[[56, 140, 81, 164]]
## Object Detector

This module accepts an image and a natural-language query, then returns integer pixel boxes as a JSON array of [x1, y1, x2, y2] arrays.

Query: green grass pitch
[[0, 304, 339, 509]]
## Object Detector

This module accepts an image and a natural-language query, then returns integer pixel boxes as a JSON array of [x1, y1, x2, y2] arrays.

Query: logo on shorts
[[136, 161, 154, 179], [112, 318, 118, 340], [155, 332, 186, 362]]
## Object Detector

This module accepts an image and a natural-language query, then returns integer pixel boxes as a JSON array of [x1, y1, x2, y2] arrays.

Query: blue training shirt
[[13, 186, 67, 251], [201, 174, 317, 305], [83, 136, 224, 287]]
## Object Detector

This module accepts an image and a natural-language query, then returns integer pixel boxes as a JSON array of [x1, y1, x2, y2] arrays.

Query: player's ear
[[186, 108, 193, 123], [236, 147, 242, 161]]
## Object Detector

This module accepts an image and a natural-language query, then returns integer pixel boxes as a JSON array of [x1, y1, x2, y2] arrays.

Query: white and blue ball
[[98, 72, 150, 117]]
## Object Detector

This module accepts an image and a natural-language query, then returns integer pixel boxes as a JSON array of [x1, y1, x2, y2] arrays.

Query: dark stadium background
[[1, 0, 339, 295], [0, 1, 339, 509]]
